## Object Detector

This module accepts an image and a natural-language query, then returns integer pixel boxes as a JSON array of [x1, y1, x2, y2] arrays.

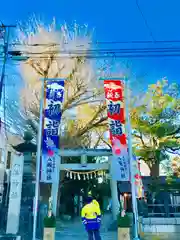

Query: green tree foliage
[[131, 79, 180, 176]]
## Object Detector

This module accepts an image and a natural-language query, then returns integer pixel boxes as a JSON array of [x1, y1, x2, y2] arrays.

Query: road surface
[[56, 214, 117, 240]]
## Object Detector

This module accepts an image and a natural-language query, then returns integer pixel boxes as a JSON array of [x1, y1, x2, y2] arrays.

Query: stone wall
[[140, 218, 180, 240]]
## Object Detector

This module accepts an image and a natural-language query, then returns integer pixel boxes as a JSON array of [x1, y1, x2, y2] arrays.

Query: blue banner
[[41, 80, 65, 183]]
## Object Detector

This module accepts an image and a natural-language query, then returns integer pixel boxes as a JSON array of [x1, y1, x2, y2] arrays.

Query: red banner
[[104, 80, 129, 181]]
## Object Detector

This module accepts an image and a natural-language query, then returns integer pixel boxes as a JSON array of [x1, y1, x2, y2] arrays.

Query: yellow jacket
[[92, 199, 100, 209], [81, 202, 101, 230]]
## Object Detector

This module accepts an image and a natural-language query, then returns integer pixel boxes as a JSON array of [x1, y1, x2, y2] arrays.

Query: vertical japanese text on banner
[[104, 80, 129, 181], [41, 80, 65, 183]]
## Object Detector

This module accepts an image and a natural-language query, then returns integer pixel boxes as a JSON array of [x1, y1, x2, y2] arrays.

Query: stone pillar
[[110, 178, 119, 220], [22, 152, 35, 202], [11, 131, 38, 239], [109, 157, 119, 221], [23, 152, 33, 176], [6, 154, 24, 235], [20, 152, 34, 240]]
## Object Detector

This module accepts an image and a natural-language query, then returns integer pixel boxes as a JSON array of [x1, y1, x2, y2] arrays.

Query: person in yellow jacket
[[81, 196, 102, 240]]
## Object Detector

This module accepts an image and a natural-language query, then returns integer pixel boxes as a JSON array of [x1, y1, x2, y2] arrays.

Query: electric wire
[[135, 0, 156, 41], [4, 53, 180, 59], [7, 46, 180, 54], [2, 46, 180, 61], [4, 46, 180, 58], [3, 35, 180, 60], [3, 50, 180, 59], [9, 39, 180, 46]]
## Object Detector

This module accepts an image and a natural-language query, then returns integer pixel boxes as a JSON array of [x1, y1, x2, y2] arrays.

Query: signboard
[[6, 154, 24, 234], [41, 153, 59, 183], [104, 80, 129, 181], [41, 80, 65, 183]]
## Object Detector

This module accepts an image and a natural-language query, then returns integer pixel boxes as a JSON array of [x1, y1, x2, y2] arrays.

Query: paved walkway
[[142, 233, 179, 240], [56, 214, 117, 240]]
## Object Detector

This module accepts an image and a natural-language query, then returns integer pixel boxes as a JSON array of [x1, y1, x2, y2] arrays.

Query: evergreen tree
[[131, 79, 180, 176]]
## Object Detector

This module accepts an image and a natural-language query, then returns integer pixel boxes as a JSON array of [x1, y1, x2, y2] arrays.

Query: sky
[[0, 0, 179, 176], [1, 0, 180, 85]]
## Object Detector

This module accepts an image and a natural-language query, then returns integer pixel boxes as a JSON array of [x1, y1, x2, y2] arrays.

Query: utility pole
[[125, 78, 140, 240], [0, 23, 16, 105]]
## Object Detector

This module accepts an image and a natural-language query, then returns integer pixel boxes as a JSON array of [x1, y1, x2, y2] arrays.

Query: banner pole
[[32, 79, 45, 240], [124, 77, 140, 240], [51, 155, 61, 216]]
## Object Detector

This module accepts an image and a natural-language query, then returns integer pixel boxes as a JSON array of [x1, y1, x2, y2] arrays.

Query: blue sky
[[1, 0, 180, 85]]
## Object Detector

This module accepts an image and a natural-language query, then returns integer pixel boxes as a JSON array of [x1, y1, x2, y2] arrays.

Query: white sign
[[104, 79, 130, 181], [111, 151, 129, 181], [6, 154, 24, 234], [111, 139, 130, 181], [41, 153, 58, 183]]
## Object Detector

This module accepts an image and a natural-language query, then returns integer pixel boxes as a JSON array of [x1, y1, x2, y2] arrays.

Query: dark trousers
[[87, 229, 101, 240]]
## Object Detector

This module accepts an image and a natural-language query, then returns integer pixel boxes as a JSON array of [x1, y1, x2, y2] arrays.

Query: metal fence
[[138, 203, 180, 218]]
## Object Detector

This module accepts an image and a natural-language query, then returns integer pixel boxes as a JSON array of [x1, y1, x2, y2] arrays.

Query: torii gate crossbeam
[[57, 148, 112, 156]]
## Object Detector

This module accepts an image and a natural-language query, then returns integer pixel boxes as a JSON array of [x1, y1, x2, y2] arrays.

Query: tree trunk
[[150, 163, 160, 177]]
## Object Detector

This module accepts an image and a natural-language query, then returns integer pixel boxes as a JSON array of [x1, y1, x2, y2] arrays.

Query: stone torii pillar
[[109, 157, 119, 221]]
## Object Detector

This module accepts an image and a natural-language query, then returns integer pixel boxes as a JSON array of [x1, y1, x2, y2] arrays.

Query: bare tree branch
[[27, 59, 44, 76], [62, 90, 87, 113], [11, 22, 109, 149]]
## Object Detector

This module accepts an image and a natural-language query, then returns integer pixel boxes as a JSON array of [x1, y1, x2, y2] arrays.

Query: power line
[[135, 0, 156, 42], [10, 39, 180, 47], [14, 47, 180, 53], [6, 46, 180, 55], [6, 53, 180, 59], [5, 47, 180, 58], [2, 46, 180, 60]]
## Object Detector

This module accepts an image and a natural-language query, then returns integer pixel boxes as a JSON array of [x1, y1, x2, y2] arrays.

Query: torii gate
[[51, 148, 119, 220]]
